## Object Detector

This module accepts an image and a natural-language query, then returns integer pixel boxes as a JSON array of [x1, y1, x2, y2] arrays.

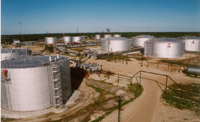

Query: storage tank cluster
[[182, 36, 200, 52], [101, 37, 131, 52], [144, 38, 185, 58], [1, 56, 71, 112], [45, 37, 57, 45], [71, 36, 84, 43], [132, 35, 155, 47], [1, 48, 32, 61], [103, 34, 121, 39]]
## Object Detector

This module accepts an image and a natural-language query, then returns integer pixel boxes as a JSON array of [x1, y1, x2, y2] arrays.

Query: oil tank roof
[[1, 48, 30, 53], [2, 56, 68, 69], [102, 37, 129, 41], [150, 38, 183, 43], [182, 36, 200, 39]]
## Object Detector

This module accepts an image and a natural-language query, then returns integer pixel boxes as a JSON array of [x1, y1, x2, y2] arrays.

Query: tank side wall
[[2, 67, 52, 111], [185, 39, 200, 52]]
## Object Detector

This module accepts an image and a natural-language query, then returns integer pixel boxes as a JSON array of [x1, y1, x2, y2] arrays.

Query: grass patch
[[162, 83, 200, 114], [159, 59, 186, 66], [128, 83, 144, 98]]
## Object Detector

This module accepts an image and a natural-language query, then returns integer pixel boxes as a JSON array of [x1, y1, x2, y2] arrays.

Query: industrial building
[[1, 56, 71, 111], [182, 36, 200, 52], [72, 36, 83, 43], [45, 37, 57, 45], [101, 37, 131, 52], [132, 35, 155, 47], [1, 48, 32, 61], [62, 36, 71, 45], [144, 38, 185, 58], [104, 34, 112, 39]]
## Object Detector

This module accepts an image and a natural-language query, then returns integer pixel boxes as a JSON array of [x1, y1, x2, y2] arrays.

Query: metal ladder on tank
[[51, 62, 63, 108]]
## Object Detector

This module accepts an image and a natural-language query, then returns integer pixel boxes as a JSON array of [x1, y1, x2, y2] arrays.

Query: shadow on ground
[[70, 67, 87, 92]]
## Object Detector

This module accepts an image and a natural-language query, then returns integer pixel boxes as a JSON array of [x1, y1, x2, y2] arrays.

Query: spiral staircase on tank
[[51, 62, 63, 108]]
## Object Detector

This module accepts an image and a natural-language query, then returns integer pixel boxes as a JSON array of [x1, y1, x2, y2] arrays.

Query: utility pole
[[77, 27, 79, 33], [19, 22, 24, 40], [117, 96, 122, 122]]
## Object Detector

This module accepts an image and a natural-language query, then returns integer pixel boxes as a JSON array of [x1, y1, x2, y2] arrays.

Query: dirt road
[[103, 79, 161, 122], [88, 59, 200, 122]]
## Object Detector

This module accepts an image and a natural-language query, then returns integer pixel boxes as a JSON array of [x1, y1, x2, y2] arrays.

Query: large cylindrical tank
[[1, 48, 31, 61], [113, 34, 121, 37], [104, 34, 112, 39], [182, 36, 200, 52], [72, 36, 83, 43], [144, 38, 185, 58], [95, 35, 101, 40], [1, 56, 71, 111], [132, 35, 154, 47], [101, 37, 131, 52], [62, 36, 71, 45], [45, 37, 57, 45]]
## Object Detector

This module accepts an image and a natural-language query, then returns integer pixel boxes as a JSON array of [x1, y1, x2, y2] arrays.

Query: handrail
[[131, 70, 200, 94]]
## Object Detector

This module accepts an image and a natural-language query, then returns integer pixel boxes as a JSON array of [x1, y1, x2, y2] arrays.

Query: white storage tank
[[95, 35, 101, 40], [182, 36, 200, 52], [1, 56, 71, 111], [104, 34, 112, 39], [113, 34, 121, 37], [12, 40, 20, 45], [1, 48, 32, 61], [72, 36, 83, 43], [101, 37, 131, 52], [62, 36, 71, 45], [45, 37, 57, 45], [144, 38, 185, 58], [132, 35, 155, 47]]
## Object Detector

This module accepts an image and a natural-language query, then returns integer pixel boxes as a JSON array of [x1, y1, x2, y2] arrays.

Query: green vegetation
[[162, 83, 200, 114], [159, 59, 186, 66], [128, 83, 143, 98], [2, 32, 200, 44]]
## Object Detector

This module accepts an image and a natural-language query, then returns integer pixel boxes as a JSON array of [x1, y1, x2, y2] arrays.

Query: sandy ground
[[87, 59, 200, 122]]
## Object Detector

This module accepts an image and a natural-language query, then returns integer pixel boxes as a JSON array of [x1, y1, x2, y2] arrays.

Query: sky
[[1, 0, 200, 35]]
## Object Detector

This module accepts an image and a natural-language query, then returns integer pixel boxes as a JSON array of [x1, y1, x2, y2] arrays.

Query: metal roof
[[1, 56, 68, 69], [182, 36, 200, 39], [1, 48, 30, 53], [149, 38, 183, 43]]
